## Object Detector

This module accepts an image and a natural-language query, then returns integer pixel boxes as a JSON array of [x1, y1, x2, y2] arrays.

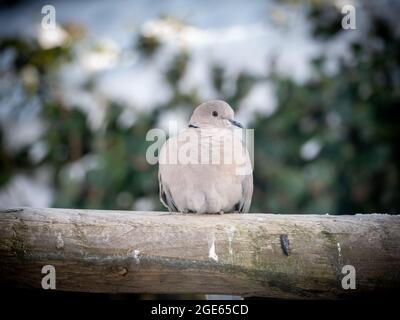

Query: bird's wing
[[232, 133, 253, 213], [158, 171, 178, 212], [238, 173, 253, 213]]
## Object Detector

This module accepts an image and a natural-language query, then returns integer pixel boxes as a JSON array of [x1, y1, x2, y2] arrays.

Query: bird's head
[[188, 100, 243, 129]]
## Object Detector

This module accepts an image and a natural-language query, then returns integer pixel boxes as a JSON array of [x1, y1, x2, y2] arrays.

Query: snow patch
[[208, 237, 218, 262]]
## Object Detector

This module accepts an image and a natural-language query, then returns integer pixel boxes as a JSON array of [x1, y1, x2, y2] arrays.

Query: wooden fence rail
[[0, 207, 399, 298]]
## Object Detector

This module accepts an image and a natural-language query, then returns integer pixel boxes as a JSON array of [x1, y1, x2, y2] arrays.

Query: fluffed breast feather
[[158, 128, 253, 214]]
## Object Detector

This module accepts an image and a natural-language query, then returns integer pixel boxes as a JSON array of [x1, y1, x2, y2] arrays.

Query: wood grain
[[0, 208, 399, 298]]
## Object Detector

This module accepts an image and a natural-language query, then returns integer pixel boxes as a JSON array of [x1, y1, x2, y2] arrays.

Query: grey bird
[[158, 100, 253, 214]]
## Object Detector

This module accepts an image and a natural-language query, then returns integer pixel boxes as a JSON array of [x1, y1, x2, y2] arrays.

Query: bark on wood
[[0, 207, 399, 298]]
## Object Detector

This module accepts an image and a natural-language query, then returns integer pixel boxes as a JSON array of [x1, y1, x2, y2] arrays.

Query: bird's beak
[[228, 119, 244, 128]]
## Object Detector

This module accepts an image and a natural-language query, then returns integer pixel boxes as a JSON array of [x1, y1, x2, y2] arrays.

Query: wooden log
[[0, 207, 399, 298]]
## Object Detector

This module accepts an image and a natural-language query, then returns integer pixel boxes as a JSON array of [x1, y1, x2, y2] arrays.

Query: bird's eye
[[212, 111, 218, 117]]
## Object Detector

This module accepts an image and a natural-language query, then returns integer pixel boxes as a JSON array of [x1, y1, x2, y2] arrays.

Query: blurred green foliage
[[0, 3, 399, 213]]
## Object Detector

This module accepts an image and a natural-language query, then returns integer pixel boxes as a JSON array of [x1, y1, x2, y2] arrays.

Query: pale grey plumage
[[158, 100, 253, 214]]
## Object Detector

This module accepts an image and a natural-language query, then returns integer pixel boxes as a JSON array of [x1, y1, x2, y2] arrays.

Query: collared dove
[[158, 100, 253, 214]]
